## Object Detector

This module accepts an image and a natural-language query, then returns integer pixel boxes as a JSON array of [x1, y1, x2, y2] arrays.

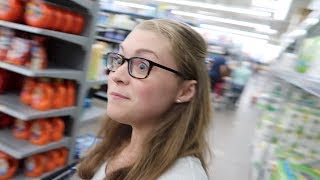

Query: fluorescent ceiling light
[[255, 27, 278, 35], [305, 18, 319, 26], [155, 0, 272, 17], [171, 10, 270, 29], [200, 24, 270, 40], [114, 1, 156, 10]]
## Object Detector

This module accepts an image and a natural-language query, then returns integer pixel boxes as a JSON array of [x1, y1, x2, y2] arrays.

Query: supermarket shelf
[[273, 70, 320, 97], [0, 20, 87, 47], [100, 9, 155, 20], [87, 76, 108, 87], [96, 36, 122, 44], [0, 128, 70, 159], [13, 165, 67, 180], [80, 106, 106, 123], [94, 91, 108, 100], [96, 25, 132, 32], [0, 61, 82, 81], [0, 93, 76, 120], [69, 0, 94, 10]]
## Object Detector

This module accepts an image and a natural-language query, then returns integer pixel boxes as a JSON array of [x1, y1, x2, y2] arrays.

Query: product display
[[252, 78, 320, 180], [13, 118, 65, 145], [0, 27, 14, 60], [0, 0, 98, 179], [24, 0, 85, 34], [20, 78, 76, 111], [0, 151, 18, 180], [88, 41, 108, 81], [0, 0, 24, 22]]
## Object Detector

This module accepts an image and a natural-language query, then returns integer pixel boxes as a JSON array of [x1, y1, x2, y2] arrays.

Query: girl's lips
[[110, 92, 130, 99]]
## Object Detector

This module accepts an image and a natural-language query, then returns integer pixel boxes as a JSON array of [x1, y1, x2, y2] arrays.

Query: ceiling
[[116, 0, 314, 44]]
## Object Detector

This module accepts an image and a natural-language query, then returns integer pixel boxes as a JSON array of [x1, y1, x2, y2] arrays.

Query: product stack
[[252, 78, 320, 179]]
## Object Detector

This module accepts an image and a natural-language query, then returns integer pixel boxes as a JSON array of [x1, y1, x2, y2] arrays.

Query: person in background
[[76, 19, 211, 180], [230, 61, 252, 104], [208, 54, 230, 96]]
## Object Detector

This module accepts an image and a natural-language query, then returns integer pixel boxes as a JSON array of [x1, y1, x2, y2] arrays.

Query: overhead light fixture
[[114, 1, 156, 10], [305, 18, 319, 26], [255, 27, 278, 35], [171, 10, 270, 29], [200, 24, 270, 40], [155, 0, 272, 17]]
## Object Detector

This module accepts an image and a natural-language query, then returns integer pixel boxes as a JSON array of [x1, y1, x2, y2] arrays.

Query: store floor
[[78, 77, 261, 180], [208, 77, 260, 180]]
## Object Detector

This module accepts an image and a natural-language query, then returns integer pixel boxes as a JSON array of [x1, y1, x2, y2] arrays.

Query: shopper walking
[[76, 19, 211, 180]]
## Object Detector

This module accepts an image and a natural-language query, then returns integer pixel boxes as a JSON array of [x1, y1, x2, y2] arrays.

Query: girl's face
[[107, 29, 181, 127]]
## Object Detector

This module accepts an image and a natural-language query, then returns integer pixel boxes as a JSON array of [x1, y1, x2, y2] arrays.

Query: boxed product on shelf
[[74, 133, 100, 160], [88, 42, 108, 81]]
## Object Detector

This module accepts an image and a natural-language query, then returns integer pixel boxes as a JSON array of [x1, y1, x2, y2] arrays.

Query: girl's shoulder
[[158, 156, 208, 180]]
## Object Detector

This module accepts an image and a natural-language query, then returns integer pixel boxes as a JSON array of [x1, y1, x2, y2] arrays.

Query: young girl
[[77, 19, 211, 180]]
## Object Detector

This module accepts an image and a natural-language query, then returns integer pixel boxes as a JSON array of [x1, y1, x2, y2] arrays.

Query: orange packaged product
[[50, 117, 65, 142], [13, 119, 31, 140], [52, 79, 67, 109], [20, 77, 37, 105], [25, 0, 54, 29], [66, 80, 76, 107], [30, 119, 52, 145], [55, 148, 68, 167], [51, 8, 63, 31], [71, 13, 85, 35], [5, 36, 31, 66], [0, 0, 24, 22], [62, 11, 75, 33], [0, 151, 18, 180], [44, 150, 59, 172], [24, 154, 46, 177], [31, 78, 54, 111]]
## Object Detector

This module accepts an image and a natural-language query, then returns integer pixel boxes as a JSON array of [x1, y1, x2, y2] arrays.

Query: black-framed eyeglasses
[[105, 52, 184, 79]]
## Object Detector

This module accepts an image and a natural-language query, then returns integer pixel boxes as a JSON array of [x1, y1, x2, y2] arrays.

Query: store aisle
[[208, 77, 260, 180]]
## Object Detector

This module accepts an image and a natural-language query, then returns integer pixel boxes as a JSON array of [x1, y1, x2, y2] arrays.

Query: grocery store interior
[[0, 0, 320, 179]]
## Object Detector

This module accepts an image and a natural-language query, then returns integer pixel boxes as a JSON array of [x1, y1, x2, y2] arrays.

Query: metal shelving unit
[[273, 70, 320, 97], [0, 93, 76, 120], [0, 61, 82, 81], [87, 76, 108, 88], [0, 20, 87, 47], [0, 0, 100, 179], [96, 35, 122, 44], [80, 106, 106, 124], [94, 91, 108, 100], [100, 9, 155, 20], [0, 129, 70, 159]]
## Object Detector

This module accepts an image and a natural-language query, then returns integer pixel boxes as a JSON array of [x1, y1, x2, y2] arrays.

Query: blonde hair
[[77, 19, 211, 180]]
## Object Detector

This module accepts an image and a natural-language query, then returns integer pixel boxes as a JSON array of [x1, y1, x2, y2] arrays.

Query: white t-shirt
[[92, 156, 208, 180]]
